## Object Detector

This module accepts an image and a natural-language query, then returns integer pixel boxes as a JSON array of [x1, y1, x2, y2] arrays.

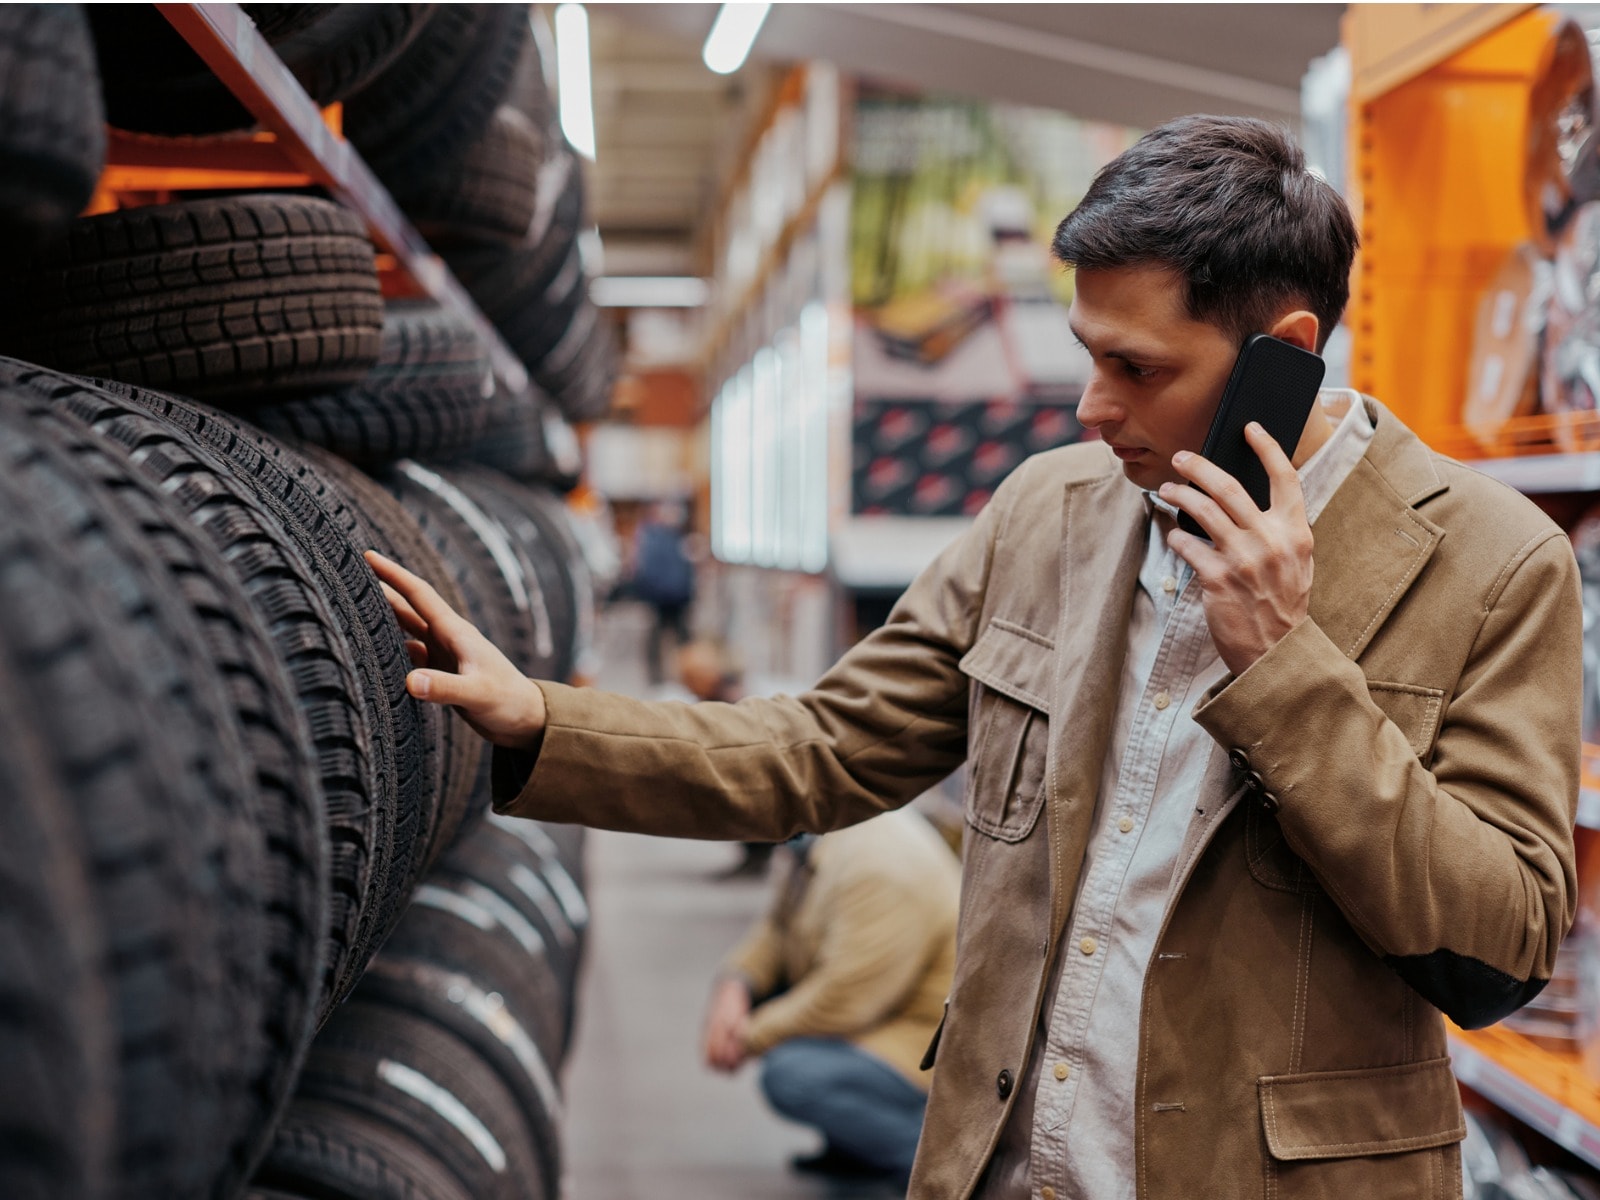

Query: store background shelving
[[1451, 1025, 1600, 1168]]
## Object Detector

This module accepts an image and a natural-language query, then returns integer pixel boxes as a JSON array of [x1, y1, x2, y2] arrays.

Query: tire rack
[[100, 2, 533, 402], [1347, 5, 1600, 1166]]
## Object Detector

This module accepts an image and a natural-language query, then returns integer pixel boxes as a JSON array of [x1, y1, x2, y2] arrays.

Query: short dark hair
[[1052, 115, 1358, 352]]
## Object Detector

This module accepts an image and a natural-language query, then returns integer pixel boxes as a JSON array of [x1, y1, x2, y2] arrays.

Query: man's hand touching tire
[[365, 550, 548, 751]]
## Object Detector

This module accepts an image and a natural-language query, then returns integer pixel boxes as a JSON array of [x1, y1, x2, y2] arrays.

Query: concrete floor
[[560, 604, 905, 1200]]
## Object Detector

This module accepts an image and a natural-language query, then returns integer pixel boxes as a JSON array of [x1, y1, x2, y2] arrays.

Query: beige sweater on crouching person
[[721, 808, 961, 1088]]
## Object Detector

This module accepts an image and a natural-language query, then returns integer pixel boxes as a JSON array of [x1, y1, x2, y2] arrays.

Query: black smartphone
[[1176, 334, 1326, 538]]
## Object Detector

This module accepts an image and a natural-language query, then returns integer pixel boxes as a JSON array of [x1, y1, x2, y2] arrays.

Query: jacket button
[[1229, 748, 1250, 771], [1260, 792, 1281, 815], [1244, 770, 1266, 794], [997, 1068, 1014, 1100]]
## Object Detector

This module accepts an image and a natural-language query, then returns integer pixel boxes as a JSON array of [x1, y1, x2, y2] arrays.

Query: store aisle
[[560, 605, 906, 1200]]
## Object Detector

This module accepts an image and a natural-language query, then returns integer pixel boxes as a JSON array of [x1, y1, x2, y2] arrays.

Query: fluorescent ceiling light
[[702, 3, 770, 75], [592, 276, 711, 308], [554, 3, 596, 160]]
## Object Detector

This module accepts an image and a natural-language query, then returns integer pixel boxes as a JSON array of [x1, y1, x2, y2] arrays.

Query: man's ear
[[1268, 309, 1320, 353]]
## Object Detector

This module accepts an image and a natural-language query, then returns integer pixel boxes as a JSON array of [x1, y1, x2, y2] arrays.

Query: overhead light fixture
[[702, 3, 770, 75], [554, 3, 596, 160], [591, 276, 711, 308]]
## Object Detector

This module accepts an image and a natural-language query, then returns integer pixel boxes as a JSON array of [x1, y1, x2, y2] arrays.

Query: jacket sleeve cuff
[[1192, 616, 1370, 799]]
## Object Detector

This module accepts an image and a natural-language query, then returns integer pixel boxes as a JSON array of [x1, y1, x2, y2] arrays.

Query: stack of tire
[[0, 7, 600, 1199]]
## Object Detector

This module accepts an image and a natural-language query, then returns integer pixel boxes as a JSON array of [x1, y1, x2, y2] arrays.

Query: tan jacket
[[722, 810, 960, 1086], [496, 399, 1581, 1199]]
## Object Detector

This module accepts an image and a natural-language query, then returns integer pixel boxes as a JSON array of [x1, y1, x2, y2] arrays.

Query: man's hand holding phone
[[365, 550, 549, 751], [1158, 422, 1315, 677]]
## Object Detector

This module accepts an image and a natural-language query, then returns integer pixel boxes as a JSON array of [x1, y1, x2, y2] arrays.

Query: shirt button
[[1080, 936, 1098, 956], [1161, 575, 1177, 594], [1054, 1062, 1070, 1081], [1118, 816, 1134, 834], [1042, 1188, 1057, 1200], [1153, 691, 1171, 710], [1229, 747, 1251, 771], [997, 1068, 1014, 1099]]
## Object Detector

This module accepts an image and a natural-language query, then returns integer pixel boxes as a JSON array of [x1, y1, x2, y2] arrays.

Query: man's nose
[[1076, 378, 1117, 429]]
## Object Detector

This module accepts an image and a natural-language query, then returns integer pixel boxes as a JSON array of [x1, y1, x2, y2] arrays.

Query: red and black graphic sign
[[852, 396, 1086, 517]]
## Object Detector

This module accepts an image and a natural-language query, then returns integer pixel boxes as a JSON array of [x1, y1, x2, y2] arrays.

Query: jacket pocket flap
[[1366, 681, 1446, 759], [958, 621, 1054, 714], [1259, 1058, 1464, 1161]]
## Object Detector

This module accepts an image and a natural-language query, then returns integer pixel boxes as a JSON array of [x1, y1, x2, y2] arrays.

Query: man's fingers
[[405, 667, 479, 707], [405, 639, 430, 669], [1159, 482, 1236, 547], [1246, 422, 1308, 519], [1172, 450, 1260, 527], [1166, 525, 1228, 579], [366, 550, 475, 643]]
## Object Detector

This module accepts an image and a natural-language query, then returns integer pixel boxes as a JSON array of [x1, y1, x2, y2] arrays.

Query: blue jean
[[760, 1037, 928, 1176]]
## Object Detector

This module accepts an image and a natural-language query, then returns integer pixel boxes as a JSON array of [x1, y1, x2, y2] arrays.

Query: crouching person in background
[[701, 808, 960, 1186]]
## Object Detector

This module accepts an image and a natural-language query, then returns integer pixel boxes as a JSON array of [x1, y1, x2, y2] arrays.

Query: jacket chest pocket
[[1246, 678, 1447, 894], [959, 622, 1053, 843]]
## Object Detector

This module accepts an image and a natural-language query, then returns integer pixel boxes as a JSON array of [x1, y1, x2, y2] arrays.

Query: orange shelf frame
[[1449, 1024, 1600, 1165], [108, 3, 530, 393], [1348, 8, 1571, 452]]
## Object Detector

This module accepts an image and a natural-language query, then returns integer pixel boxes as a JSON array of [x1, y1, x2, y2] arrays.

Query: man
[[703, 809, 959, 1183], [370, 115, 1581, 1199]]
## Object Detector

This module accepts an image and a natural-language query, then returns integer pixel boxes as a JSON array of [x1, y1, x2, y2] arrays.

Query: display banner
[[850, 94, 1138, 516]]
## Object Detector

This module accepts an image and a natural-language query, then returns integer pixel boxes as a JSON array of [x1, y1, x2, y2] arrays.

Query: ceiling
[[583, 3, 1348, 276]]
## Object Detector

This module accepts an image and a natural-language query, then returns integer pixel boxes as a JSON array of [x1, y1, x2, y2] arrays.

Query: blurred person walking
[[631, 501, 694, 685], [702, 809, 959, 1186]]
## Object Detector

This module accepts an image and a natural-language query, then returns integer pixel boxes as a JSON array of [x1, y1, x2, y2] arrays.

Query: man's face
[[1068, 264, 1241, 492]]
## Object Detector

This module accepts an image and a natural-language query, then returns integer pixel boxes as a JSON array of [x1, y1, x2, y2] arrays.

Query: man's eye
[[1124, 363, 1156, 379]]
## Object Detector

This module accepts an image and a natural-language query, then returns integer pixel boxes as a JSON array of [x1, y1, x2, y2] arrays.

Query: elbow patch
[[1386, 949, 1549, 1029]]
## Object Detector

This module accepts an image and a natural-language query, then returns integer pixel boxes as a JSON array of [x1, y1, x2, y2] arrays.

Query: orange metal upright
[[1348, 8, 1566, 448]]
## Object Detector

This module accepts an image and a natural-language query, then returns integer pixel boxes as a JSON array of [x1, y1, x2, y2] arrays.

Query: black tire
[[451, 468, 579, 682], [253, 1102, 473, 1200], [381, 461, 550, 678], [485, 815, 591, 957], [0, 660, 114, 1200], [0, 401, 271, 1200], [442, 164, 583, 369], [294, 1003, 549, 1200], [91, 5, 437, 136], [397, 105, 544, 246], [436, 820, 586, 1007], [346, 4, 530, 184], [0, 195, 383, 401], [531, 821, 588, 893], [453, 383, 556, 481], [0, 4, 105, 244], [9, 367, 335, 1191], [535, 298, 620, 422], [199, 416, 449, 923], [380, 460, 551, 837], [290, 441, 485, 869], [356, 924, 565, 1195], [240, 300, 494, 465], [34, 368, 417, 1013]]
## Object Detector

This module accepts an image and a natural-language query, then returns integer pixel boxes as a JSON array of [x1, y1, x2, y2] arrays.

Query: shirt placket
[[1030, 563, 1211, 1189]]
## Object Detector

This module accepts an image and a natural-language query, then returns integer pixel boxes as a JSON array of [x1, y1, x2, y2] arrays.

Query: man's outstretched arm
[[365, 459, 1024, 842]]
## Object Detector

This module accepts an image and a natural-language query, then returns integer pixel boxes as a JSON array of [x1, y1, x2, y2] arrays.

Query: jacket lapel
[[1047, 454, 1148, 939], [1306, 399, 1448, 661]]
